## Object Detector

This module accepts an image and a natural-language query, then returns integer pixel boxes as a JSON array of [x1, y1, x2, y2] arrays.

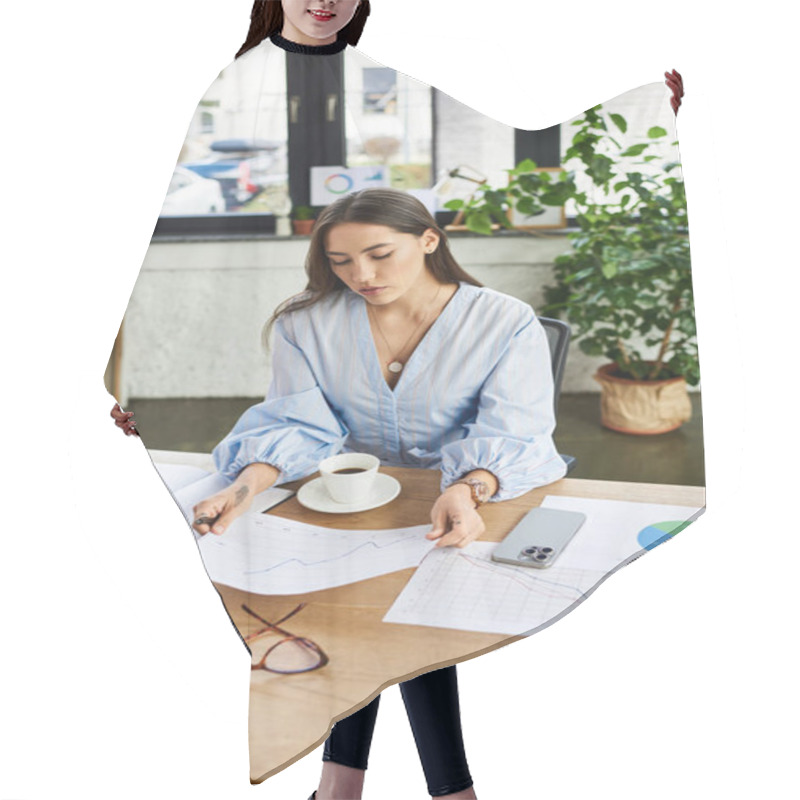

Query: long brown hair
[[262, 188, 483, 350], [236, 0, 372, 59]]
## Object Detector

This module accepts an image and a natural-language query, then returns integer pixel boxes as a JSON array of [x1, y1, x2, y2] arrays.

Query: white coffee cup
[[319, 453, 380, 504]]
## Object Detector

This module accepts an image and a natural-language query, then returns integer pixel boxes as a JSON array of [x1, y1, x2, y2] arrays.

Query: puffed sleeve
[[439, 311, 567, 501], [212, 313, 350, 484]]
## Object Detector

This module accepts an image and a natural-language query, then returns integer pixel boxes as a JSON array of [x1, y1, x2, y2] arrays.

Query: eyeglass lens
[[251, 636, 325, 673]]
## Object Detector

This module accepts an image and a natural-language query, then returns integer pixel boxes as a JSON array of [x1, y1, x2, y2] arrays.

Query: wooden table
[[185, 464, 704, 783]]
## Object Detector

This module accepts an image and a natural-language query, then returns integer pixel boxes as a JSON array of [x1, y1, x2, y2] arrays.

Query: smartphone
[[491, 507, 587, 569]]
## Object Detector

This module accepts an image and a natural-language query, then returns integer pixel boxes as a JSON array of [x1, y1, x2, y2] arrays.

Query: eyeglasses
[[242, 603, 329, 674]]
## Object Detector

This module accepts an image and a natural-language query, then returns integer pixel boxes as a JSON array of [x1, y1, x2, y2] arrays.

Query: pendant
[[388, 361, 404, 374]]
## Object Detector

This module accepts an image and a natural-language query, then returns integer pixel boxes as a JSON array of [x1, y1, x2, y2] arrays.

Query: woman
[[190, 186, 566, 800], [112, 4, 566, 799], [193, 188, 566, 540]]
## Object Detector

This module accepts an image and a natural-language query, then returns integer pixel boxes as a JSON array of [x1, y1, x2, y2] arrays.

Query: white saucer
[[297, 473, 401, 514]]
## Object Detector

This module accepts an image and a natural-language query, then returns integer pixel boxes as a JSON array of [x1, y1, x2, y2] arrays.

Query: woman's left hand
[[426, 485, 485, 548], [111, 402, 139, 436]]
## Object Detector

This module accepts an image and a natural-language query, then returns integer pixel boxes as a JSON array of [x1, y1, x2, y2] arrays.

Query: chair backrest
[[537, 316, 571, 414]]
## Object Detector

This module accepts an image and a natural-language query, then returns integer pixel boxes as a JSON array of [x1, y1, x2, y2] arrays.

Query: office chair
[[538, 316, 577, 474]]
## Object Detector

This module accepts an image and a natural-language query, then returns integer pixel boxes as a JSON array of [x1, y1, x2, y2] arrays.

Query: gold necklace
[[368, 284, 443, 374]]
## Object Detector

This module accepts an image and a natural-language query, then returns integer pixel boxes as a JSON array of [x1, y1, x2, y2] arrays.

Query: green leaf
[[578, 338, 606, 357], [540, 186, 571, 205], [624, 258, 658, 272], [621, 143, 649, 157], [566, 267, 596, 283], [492, 208, 515, 229], [443, 199, 463, 210], [648, 126, 668, 138], [589, 154, 614, 184], [610, 113, 627, 133], [516, 196, 538, 215], [483, 189, 509, 207], [511, 158, 539, 174], [468, 210, 493, 236], [601, 261, 618, 279]]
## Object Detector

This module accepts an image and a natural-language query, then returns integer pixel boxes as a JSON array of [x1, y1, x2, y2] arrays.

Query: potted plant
[[444, 105, 698, 434], [540, 104, 698, 434], [442, 159, 576, 234], [291, 204, 316, 235]]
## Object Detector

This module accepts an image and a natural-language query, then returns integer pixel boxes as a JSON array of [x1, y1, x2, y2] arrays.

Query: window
[[154, 47, 669, 237], [344, 52, 433, 191], [362, 68, 397, 114], [156, 49, 289, 231]]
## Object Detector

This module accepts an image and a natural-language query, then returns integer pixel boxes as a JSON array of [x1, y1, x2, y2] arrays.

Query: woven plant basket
[[593, 362, 692, 435]]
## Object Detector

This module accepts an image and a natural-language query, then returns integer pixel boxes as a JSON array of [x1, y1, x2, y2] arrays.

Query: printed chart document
[[383, 495, 704, 635], [154, 462, 437, 595], [194, 515, 436, 595]]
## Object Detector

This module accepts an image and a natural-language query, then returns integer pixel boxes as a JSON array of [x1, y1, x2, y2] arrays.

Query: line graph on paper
[[383, 541, 607, 635], [241, 529, 428, 576], [196, 513, 436, 595]]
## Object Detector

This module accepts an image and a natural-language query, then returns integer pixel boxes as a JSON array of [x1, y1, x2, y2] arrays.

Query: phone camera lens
[[535, 553, 548, 561], [523, 547, 537, 555], [540, 547, 553, 554]]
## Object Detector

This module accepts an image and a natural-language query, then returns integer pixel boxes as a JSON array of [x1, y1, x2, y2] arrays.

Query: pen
[[193, 513, 221, 528], [193, 491, 297, 530]]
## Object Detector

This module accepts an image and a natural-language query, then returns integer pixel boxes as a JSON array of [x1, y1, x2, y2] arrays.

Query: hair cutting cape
[[106, 32, 705, 783]]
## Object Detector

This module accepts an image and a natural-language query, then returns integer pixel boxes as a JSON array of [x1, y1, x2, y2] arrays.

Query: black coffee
[[332, 467, 367, 475]]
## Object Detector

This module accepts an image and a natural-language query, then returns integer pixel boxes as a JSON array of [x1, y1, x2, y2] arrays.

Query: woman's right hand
[[192, 483, 255, 536]]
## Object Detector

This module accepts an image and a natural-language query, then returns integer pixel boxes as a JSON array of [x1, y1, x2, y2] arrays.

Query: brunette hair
[[236, 0, 372, 59], [262, 187, 483, 349]]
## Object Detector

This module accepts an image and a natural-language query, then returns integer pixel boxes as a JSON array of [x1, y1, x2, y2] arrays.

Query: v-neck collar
[[354, 281, 466, 398]]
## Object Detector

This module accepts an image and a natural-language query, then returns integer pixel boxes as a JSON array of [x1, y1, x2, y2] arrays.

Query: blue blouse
[[212, 281, 567, 502]]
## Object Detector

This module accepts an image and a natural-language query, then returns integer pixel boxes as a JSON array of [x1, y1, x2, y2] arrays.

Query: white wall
[[120, 232, 697, 401]]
